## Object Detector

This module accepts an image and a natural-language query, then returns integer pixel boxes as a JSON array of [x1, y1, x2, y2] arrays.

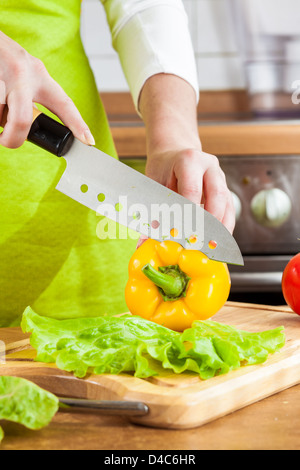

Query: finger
[[36, 76, 95, 146], [0, 88, 33, 148], [221, 194, 236, 235], [174, 153, 204, 205], [0, 80, 6, 107], [202, 166, 230, 224]]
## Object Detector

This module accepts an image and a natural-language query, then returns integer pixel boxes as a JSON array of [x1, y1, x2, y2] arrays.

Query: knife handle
[[58, 397, 149, 417], [0, 105, 74, 157]]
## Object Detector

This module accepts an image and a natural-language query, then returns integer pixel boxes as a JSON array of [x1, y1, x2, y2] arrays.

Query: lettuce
[[181, 321, 286, 379], [21, 307, 285, 381], [21, 307, 183, 378], [0, 376, 59, 443]]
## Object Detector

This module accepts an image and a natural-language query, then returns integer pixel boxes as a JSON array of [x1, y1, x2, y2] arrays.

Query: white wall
[[80, 0, 246, 92]]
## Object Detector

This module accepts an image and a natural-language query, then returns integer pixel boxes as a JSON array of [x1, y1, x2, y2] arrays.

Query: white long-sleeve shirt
[[100, 0, 199, 112]]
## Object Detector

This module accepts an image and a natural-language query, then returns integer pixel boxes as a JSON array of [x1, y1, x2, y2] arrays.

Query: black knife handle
[[0, 106, 74, 157], [28, 112, 74, 157]]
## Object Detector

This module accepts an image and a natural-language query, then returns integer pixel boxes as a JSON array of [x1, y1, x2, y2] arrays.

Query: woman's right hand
[[0, 31, 95, 149]]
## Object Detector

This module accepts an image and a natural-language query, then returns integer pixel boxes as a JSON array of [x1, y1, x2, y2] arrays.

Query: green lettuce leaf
[[21, 307, 184, 378], [21, 307, 285, 381], [0, 376, 59, 443], [180, 321, 286, 379]]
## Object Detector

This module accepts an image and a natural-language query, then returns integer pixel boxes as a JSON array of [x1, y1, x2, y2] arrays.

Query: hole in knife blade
[[189, 235, 198, 244], [80, 184, 88, 193], [132, 211, 141, 220], [151, 220, 160, 229], [115, 202, 123, 212], [97, 193, 105, 202], [208, 240, 217, 249]]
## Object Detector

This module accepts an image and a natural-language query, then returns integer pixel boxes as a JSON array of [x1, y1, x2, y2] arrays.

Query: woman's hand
[[0, 31, 95, 149], [145, 148, 235, 234], [139, 73, 236, 235]]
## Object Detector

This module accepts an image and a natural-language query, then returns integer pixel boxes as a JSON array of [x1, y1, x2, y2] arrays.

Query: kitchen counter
[[101, 92, 300, 158], [111, 119, 300, 158], [1, 383, 300, 450], [1, 301, 300, 451]]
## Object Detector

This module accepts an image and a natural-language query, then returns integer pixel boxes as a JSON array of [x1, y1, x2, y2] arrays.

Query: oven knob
[[231, 191, 242, 220], [250, 188, 292, 228]]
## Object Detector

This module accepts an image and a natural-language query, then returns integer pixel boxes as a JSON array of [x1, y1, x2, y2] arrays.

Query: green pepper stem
[[142, 264, 190, 301]]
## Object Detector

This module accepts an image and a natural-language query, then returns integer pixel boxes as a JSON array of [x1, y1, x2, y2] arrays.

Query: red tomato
[[282, 253, 300, 315]]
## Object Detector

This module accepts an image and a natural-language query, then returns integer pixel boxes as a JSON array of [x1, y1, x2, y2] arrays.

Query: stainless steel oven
[[219, 154, 300, 295]]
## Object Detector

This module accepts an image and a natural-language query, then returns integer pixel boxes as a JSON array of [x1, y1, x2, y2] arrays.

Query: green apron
[[0, 0, 137, 327]]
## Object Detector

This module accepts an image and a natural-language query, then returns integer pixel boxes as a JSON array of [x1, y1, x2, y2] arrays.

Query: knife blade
[[1, 108, 243, 266]]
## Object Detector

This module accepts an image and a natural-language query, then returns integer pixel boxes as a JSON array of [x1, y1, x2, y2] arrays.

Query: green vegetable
[[0, 376, 59, 443], [181, 321, 286, 379], [21, 307, 285, 381], [21, 307, 181, 378]]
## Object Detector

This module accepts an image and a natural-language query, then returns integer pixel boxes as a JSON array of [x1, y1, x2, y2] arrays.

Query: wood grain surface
[[1, 327, 30, 354], [111, 124, 300, 158], [1, 383, 300, 450], [1, 302, 299, 432]]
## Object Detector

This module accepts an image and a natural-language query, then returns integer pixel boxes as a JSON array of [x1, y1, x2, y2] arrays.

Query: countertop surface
[[1, 304, 300, 451], [110, 116, 300, 158], [101, 91, 300, 157], [1, 383, 300, 450]]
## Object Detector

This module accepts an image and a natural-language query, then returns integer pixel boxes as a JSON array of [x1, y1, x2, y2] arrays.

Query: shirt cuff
[[102, 1, 199, 114]]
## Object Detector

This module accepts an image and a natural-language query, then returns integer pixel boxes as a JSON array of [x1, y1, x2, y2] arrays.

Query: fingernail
[[83, 129, 95, 146]]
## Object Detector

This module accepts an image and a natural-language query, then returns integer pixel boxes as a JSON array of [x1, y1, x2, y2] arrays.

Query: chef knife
[[0, 107, 243, 266]]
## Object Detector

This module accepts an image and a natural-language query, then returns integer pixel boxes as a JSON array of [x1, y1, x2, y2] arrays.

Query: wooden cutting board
[[0, 302, 300, 430]]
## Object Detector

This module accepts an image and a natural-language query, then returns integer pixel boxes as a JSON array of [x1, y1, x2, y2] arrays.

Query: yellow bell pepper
[[125, 239, 231, 331]]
